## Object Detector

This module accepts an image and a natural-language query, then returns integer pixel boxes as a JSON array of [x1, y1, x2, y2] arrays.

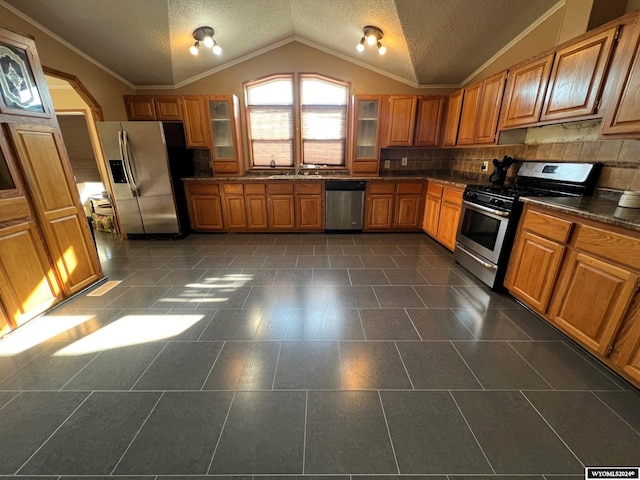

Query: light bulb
[[212, 44, 222, 55], [356, 38, 365, 52], [366, 34, 377, 45], [189, 42, 199, 55], [203, 36, 214, 48], [377, 43, 387, 55]]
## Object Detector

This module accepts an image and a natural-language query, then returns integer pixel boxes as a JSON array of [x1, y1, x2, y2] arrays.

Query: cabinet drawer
[[267, 183, 294, 195], [245, 183, 265, 194], [222, 183, 244, 194], [188, 183, 219, 195], [575, 225, 640, 271], [427, 182, 444, 197], [522, 209, 572, 243], [396, 182, 423, 194], [442, 187, 463, 204], [369, 182, 395, 194], [295, 183, 322, 195]]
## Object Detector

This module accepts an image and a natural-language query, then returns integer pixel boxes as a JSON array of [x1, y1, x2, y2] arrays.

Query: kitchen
[[0, 0, 639, 476]]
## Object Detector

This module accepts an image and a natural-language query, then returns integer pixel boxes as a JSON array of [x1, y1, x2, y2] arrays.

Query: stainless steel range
[[454, 162, 601, 289]]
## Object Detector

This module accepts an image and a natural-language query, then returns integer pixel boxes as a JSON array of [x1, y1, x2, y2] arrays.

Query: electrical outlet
[[401, 157, 408, 166], [384, 160, 390, 169], [481, 161, 489, 172]]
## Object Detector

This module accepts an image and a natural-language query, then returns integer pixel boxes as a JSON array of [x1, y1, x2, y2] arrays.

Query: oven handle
[[456, 242, 498, 270], [463, 200, 510, 218]]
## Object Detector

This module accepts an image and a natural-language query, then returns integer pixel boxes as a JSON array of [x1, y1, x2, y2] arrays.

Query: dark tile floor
[[0, 231, 639, 477]]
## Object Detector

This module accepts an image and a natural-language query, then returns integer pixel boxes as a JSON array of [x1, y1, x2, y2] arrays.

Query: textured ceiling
[[3, 0, 560, 87]]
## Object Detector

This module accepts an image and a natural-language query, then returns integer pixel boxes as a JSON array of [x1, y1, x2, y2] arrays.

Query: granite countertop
[[521, 196, 640, 232]]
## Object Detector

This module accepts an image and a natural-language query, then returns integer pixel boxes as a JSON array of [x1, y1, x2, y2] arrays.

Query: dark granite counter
[[521, 196, 640, 232]]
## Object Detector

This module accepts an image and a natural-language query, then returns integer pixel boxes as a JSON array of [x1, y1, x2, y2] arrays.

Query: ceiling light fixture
[[356, 26, 386, 55], [189, 26, 222, 56]]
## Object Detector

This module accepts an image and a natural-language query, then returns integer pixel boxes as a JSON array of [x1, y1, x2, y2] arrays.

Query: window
[[245, 74, 349, 168]]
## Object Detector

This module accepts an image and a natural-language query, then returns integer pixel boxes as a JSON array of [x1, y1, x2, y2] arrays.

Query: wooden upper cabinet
[[206, 95, 245, 176], [457, 82, 482, 145], [474, 71, 507, 144], [124, 95, 156, 121], [500, 54, 554, 128], [414, 96, 445, 147], [541, 27, 618, 122], [385, 95, 418, 146], [154, 96, 183, 121], [181, 96, 210, 148], [351, 95, 385, 175], [602, 20, 640, 136], [442, 89, 464, 146]]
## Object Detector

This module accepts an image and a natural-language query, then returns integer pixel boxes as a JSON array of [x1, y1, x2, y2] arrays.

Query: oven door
[[456, 201, 510, 265]]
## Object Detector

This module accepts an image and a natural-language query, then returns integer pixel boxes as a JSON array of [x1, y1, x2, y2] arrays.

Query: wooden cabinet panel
[[394, 195, 422, 230], [541, 28, 617, 122], [124, 95, 156, 121], [442, 89, 464, 146], [268, 195, 295, 230], [437, 200, 462, 251], [206, 95, 244, 176], [222, 194, 247, 229], [10, 125, 102, 294], [385, 96, 417, 146], [422, 192, 441, 237], [474, 71, 507, 144], [505, 231, 565, 313], [521, 208, 573, 243], [182, 96, 210, 148], [414, 96, 445, 147], [549, 251, 638, 355], [500, 54, 554, 128], [615, 297, 640, 384], [296, 195, 323, 230], [189, 195, 223, 230], [351, 95, 384, 176], [154, 96, 182, 121], [574, 224, 640, 270], [602, 21, 640, 136], [246, 195, 268, 230], [457, 82, 482, 145], [365, 195, 394, 230], [0, 222, 60, 327], [422, 183, 462, 251]]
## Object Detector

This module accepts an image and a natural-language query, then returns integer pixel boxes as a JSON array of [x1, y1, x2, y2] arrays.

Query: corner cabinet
[[457, 82, 482, 145], [184, 182, 224, 231], [364, 181, 424, 231], [206, 95, 245, 176], [442, 89, 464, 146], [351, 95, 385, 176], [414, 96, 445, 147]]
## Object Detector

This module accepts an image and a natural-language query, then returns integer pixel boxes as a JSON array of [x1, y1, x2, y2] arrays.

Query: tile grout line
[[0, 390, 22, 411], [450, 308, 479, 340], [240, 285, 254, 309], [302, 389, 308, 474], [520, 390, 586, 468], [110, 391, 165, 474], [271, 342, 283, 390], [14, 391, 94, 475], [506, 341, 555, 390], [393, 341, 416, 390], [200, 341, 226, 390], [129, 342, 169, 391], [409, 285, 429, 309], [404, 307, 424, 341], [355, 309, 367, 341], [448, 390, 496, 475], [58, 351, 103, 391], [195, 311, 217, 342], [207, 390, 237, 474], [336, 341, 345, 390], [369, 285, 383, 309], [561, 341, 626, 390], [590, 391, 640, 437], [377, 390, 401, 475], [449, 341, 486, 390]]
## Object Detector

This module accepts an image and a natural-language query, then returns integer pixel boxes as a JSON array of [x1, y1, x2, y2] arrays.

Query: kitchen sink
[[266, 174, 323, 179]]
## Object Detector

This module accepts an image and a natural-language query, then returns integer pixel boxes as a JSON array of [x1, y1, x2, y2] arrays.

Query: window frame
[[244, 72, 351, 170]]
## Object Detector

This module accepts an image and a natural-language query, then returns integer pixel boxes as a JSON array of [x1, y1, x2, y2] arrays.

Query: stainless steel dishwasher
[[325, 181, 366, 231]]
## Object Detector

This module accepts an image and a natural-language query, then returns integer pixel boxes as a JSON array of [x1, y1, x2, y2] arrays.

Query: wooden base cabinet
[[364, 182, 423, 231], [422, 182, 463, 251], [185, 182, 223, 231], [295, 183, 324, 231]]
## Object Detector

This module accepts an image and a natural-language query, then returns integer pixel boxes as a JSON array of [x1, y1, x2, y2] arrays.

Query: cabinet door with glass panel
[[351, 95, 384, 176], [206, 95, 244, 176]]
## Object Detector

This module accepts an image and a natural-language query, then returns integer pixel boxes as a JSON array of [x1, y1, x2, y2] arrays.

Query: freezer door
[[121, 122, 179, 234], [97, 122, 144, 234]]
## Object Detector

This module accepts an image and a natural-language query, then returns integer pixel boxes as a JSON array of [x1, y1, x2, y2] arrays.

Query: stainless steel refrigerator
[[96, 121, 192, 238]]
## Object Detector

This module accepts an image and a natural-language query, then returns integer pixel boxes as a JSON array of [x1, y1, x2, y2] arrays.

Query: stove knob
[[494, 199, 504, 207], [466, 192, 477, 200]]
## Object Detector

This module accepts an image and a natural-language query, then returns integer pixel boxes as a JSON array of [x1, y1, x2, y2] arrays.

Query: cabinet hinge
[[605, 344, 615, 357]]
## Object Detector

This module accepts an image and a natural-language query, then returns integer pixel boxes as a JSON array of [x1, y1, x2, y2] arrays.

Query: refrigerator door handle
[[117, 130, 132, 186], [121, 130, 139, 195]]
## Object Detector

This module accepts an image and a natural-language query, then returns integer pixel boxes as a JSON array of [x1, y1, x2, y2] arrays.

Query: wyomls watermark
[[586, 468, 640, 479]]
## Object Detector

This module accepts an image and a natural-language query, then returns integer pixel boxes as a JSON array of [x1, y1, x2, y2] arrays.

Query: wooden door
[[124, 95, 157, 121], [414, 96, 445, 147], [385, 96, 417, 146], [9, 124, 102, 295], [189, 196, 223, 230], [182, 96, 210, 148], [549, 251, 638, 356], [500, 54, 554, 128], [296, 195, 323, 230], [268, 195, 295, 229], [246, 195, 268, 230], [602, 21, 640, 136], [437, 201, 462, 251], [154, 96, 183, 121], [394, 195, 422, 230], [505, 231, 565, 313], [474, 71, 507, 144], [442, 89, 464, 146], [423, 193, 441, 237], [541, 28, 617, 122], [365, 195, 394, 230], [457, 82, 482, 145]]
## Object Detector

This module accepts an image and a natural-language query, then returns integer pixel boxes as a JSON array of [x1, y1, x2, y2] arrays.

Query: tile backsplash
[[381, 139, 640, 191]]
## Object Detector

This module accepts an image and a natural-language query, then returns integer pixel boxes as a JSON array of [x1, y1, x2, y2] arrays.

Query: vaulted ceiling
[[3, 0, 561, 88]]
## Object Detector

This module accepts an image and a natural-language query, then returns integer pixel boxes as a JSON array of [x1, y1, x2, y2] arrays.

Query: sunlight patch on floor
[[87, 280, 122, 296]]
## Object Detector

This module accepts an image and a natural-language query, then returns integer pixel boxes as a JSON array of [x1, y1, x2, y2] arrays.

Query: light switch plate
[[401, 157, 408, 166], [384, 160, 390, 169]]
